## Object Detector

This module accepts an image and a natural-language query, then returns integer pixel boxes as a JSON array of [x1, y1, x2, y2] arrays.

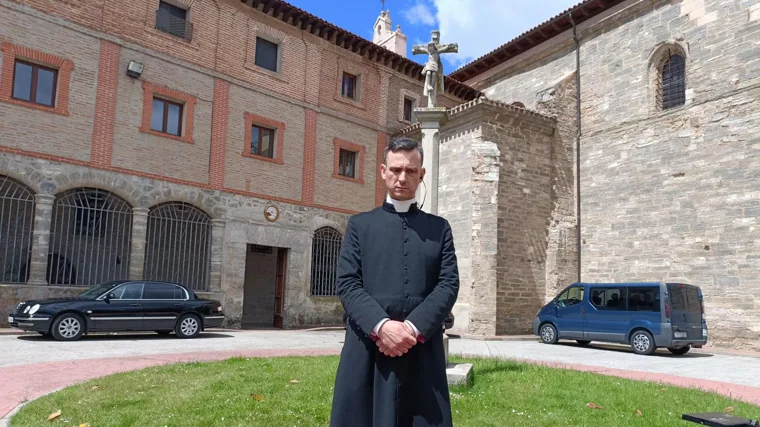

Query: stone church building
[[398, 0, 759, 349], [0, 0, 757, 349]]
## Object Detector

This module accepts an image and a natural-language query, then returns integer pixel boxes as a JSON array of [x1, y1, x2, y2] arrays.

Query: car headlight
[[24, 305, 30, 313], [29, 304, 40, 315]]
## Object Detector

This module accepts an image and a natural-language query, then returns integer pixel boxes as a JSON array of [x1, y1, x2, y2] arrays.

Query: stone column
[[414, 107, 449, 214], [128, 207, 150, 280], [209, 218, 226, 292], [27, 194, 56, 285]]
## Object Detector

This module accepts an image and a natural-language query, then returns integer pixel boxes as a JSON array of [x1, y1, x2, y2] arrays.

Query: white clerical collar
[[386, 194, 416, 213]]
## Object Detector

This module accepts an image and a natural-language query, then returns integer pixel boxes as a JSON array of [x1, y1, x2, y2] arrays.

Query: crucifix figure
[[412, 30, 458, 108]]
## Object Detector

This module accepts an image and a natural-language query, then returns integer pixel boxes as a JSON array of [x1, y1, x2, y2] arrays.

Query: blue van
[[532, 282, 708, 355]]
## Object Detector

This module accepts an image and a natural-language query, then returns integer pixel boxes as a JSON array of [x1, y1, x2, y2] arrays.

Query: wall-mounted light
[[126, 60, 144, 79]]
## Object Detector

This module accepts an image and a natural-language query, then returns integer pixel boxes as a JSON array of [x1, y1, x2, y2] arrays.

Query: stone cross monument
[[412, 30, 458, 215], [412, 30, 458, 109]]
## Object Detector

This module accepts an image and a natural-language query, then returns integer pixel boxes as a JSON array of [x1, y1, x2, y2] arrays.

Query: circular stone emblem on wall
[[264, 203, 280, 222]]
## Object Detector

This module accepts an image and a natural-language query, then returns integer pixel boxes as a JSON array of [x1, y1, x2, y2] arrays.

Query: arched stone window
[[310, 227, 342, 296], [0, 176, 35, 283], [48, 188, 132, 285], [649, 42, 687, 111], [144, 202, 211, 291]]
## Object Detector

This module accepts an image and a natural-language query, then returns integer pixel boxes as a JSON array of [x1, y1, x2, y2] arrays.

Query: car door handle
[[129, 303, 141, 307]]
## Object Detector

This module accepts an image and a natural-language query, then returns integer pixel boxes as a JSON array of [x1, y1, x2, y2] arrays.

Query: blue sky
[[286, 0, 581, 71]]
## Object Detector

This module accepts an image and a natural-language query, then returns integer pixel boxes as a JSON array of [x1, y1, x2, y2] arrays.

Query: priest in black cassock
[[329, 137, 459, 427]]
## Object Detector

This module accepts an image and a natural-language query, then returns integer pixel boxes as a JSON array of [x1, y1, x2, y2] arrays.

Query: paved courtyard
[[2, 329, 760, 424]]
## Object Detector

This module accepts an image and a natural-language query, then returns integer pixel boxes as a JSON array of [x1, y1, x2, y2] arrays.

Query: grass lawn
[[10, 355, 759, 427]]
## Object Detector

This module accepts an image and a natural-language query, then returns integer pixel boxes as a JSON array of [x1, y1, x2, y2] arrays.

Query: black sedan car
[[8, 280, 225, 341]]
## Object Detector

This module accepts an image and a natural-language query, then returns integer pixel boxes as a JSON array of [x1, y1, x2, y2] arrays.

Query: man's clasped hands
[[376, 320, 418, 357]]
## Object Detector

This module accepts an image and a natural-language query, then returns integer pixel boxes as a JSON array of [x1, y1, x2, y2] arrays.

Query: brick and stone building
[[0, 0, 477, 329], [401, 0, 759, 349]]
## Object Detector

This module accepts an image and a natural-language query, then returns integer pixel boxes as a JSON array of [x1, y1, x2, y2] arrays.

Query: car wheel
[[576, 340, 591, 346], [667, 345, 691, 355], [539, 323, 558, 344], [51, 313, 85, 342], [175, 314, 201, 339], [630, 330, 656, 355]]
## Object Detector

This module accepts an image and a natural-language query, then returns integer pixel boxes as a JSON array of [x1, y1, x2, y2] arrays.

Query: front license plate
[[674, 331, 687, 338], [7, 316, 13, 324]]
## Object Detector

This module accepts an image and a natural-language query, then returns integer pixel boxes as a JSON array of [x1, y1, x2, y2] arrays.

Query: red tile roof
[[447, 0, 627, 82], [239, 0, 482, 100]]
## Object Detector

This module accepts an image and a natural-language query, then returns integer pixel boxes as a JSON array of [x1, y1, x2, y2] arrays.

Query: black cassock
[[330, 201, 459, 427]]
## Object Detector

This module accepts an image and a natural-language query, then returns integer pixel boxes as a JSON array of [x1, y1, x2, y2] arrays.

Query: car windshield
[[76, 282, 121, 299]]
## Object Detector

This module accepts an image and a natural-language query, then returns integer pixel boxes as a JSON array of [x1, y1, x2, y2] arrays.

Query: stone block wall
[[436, 99, 559, 336], [486, 107, 557, 335], [581, 86, 760, 349]]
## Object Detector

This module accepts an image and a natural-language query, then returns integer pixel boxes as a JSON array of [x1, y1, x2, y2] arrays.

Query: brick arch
[[647, 40, 689, 113]]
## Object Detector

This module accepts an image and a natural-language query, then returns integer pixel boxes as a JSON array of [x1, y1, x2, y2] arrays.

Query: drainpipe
[[569, 12, 582, 283]]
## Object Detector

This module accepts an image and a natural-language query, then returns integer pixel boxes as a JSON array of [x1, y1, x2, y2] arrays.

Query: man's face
[[381, 149, 425, 201]]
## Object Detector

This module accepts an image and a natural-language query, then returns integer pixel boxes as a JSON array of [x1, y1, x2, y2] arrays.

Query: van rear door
[[666, 283, 703, 341]]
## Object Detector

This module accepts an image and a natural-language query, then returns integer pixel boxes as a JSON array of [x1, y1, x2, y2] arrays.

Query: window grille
[[310, 227, 342, 296], [144, 202, 211, 291], [660, 53, 686, 110], [0, 176, 35, 283], [48, 188, 132, 286]]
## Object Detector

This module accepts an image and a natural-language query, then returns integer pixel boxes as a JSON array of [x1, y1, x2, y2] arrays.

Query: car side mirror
[[105, 293, 115, 302]]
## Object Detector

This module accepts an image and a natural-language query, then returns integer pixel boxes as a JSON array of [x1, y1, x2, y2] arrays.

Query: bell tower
[[372, 10, 408, 57]]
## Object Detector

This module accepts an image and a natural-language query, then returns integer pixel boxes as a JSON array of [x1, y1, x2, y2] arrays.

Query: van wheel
[[539, 323, 558, 344], [667, 345, 691, 355], [576, 340, 591, 346], [630, 330, 656, 355]]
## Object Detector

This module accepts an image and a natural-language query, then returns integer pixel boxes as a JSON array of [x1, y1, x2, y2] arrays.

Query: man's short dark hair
[[383, 137, 424, 165]]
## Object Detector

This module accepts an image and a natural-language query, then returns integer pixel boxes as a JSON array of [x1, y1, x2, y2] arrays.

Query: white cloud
[[402, 2, 437, 26], [429, 0, 580, 69]]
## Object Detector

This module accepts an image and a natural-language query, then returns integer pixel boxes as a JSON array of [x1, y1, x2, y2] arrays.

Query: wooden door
[[273, 248, 287, 328]]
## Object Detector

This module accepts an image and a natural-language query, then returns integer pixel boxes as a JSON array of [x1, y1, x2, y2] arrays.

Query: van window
[[556, 286, 584, 308], [668, 284, 701, 313], [589, 287, 625, 310], [627, 286, 660, 312]]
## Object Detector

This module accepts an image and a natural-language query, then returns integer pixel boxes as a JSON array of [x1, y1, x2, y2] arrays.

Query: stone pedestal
[[414, 107, 448, 214], [209, 218, 226, 292], [128, 207, 150, 280], [26, 194, 56, 285]]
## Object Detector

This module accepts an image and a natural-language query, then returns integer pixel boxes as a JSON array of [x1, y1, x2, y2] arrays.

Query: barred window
[[661, 53, 686, 110], [0, 176, 35, 283], [48, 188, 132, 286], [310, 227, 342, 296], [144, 202, 211, 291]]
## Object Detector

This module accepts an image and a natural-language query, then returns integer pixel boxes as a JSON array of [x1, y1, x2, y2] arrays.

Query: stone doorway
[[242, 244, 287, 329]]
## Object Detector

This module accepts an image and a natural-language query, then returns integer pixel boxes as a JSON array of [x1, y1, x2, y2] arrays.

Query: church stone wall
[[486, 109, 557, 335], [467, 0, 760, 347]]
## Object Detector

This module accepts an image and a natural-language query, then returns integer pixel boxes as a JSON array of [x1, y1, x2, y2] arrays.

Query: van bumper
[[656, 324, 708, 347], [532, 317, 540, 336]]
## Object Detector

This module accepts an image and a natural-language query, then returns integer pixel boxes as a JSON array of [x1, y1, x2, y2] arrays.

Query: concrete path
[[2, 329, 760, 424]]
